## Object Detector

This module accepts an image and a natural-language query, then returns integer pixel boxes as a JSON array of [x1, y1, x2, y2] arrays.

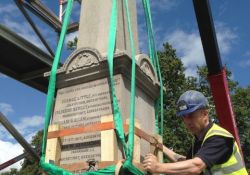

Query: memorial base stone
[[45, 48, 161, 172]]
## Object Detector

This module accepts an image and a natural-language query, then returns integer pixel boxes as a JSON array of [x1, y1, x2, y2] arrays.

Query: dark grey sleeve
[[195, 136, 234, 168]]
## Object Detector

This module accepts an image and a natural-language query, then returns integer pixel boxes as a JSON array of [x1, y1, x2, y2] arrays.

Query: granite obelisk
[[45, 0, 161, 173]]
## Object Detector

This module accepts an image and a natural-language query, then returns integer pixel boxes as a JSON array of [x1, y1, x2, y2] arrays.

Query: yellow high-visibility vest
[[202, 124, 248, 175]]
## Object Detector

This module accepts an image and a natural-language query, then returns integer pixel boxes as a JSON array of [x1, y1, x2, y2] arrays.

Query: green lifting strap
[[40, 0, 74, 174], [142, 0, 164, 136], [124, 0, 136, 163], [106, 0, 127, 156], [40, 0, 73, 164], [40, 0, 118, 174], [106, 0, 144, 174]]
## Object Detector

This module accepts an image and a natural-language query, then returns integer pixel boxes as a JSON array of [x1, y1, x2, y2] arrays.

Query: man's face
[[182, 109, 208, 136]]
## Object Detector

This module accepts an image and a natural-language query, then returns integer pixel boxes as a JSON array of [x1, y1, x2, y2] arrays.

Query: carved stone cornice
[[136, 54, 158, 84], [59, 47, 103, 74]]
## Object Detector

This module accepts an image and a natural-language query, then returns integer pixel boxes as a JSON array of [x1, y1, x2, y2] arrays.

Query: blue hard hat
[[176, 90, 209, 117]]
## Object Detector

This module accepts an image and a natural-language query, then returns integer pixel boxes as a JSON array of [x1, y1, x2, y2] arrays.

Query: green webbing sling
[[106, 0, 127, 156], [106, 0, 144, 174], [124, 0, 136, 163], [40, 0, 117, 174], [40, 0, 75, 174], [142, 0, 164, 135]]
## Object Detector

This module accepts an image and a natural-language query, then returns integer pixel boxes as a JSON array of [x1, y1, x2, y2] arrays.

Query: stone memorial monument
[[45, 0, 161, 173]]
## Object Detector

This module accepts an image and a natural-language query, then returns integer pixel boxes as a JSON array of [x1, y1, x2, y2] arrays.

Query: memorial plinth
[[45, 47, 161, 172]]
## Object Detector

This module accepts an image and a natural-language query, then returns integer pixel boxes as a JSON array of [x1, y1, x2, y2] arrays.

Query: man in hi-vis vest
[[143, 90, 248, 175]]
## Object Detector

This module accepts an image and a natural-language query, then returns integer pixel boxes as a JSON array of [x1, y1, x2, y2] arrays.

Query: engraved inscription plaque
[[52, 75, 121, 164]]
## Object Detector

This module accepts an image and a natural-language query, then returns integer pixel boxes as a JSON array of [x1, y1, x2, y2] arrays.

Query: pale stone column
[[77, 0, 139, 57]]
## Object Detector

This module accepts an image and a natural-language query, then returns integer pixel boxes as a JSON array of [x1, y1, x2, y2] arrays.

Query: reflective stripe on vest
[[202, 124, 248, 175]]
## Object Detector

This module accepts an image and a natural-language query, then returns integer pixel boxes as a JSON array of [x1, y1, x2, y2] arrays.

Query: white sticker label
[[179, 105, 187, 110]]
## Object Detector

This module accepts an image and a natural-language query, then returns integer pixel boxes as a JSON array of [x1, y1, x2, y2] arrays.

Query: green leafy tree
[[1, 168, 18, 175], [232, 86, 250, 173], [17, 130, 43, 175], [67, 37, 78, 50], [158, 43, 193, 156]]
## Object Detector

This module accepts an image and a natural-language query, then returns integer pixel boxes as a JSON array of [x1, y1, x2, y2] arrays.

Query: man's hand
[[143, 153, 159, 173]]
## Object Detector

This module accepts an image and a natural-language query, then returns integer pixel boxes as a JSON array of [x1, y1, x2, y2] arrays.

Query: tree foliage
[[1, 168, 18, 175], [232, 86, 250, 173], [158, 43, 193, 156], [1, 131, 43, 175], [17, 130, 43, 175], [67, 37, 78, 50]]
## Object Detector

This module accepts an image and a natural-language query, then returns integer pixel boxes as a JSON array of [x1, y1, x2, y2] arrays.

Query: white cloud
[[0, 115, 44, 142], [2, 17, 44, 49], [14, 115, 44, 138], [18, 115, 44, 129], [0, 115, 43, 171], [0, 2, 51, 35], [151, 0, 178, 12], [0, 103, 14, 116], [217, 1, 228, 17], [24, 131, 39, 143], [0, 126, 8, 139], [215, 22, 237, 56], [244, 51, 250, 57], [0, 140, 23, 172], [137, 19, 163, 54], [136, 0, 178, 16], [0, 73, 7, 78], [0, 3, 16, 14], [239, 51, 250, 68], [165, 29, 204, 77], [0, 3, 34, 44], [0, 124, 16, 141], [239, 59, 250, 68], [162, 23, 237, 77], [0, 4, 54, 52]]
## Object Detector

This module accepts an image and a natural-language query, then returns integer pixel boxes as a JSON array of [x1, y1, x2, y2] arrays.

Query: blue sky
[[0, 0, 249, 172]]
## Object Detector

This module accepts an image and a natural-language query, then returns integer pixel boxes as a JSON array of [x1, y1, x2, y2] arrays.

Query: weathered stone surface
[[57, 47, 104, 75], [77, 0, 139, 57], [52, 72, 158, 164], [53, 76, 120, 164], [136, 54, 157, 84], [60, 145, 101, 165]]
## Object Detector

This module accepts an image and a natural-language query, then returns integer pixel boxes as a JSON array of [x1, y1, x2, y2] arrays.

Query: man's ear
[[201, 109, 209, 117]]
